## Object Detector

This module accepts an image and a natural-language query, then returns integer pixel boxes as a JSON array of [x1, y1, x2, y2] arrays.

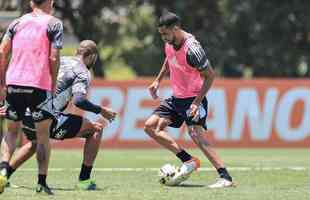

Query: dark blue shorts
[[153, 96, 208, 129], [5, 85, 55, 122], [22, 112, 83, 141]]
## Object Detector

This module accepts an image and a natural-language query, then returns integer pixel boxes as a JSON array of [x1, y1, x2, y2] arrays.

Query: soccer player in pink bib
[[0, 0, 63, 194], [144, 11, 234, 188]]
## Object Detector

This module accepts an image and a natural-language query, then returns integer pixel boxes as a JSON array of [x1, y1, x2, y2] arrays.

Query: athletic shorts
[[153, 96, 208, 129], [22, 112, 83, 141], [5, 85, 55, 122]]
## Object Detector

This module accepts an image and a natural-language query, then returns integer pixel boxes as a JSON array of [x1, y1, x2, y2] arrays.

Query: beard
[[167, 36, 177, 46]]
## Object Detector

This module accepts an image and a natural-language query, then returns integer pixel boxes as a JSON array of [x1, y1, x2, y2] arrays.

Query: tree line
[[1, 0, 310, 77]]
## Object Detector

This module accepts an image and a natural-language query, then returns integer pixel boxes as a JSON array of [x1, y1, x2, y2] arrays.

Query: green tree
[[151, 0, 226, 72], [55, 0, 160, 76], [222, 0, 310, 77]]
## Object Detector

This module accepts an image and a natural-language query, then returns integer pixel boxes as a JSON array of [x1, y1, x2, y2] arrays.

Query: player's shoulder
[[184, 34, 202, 49], [47, 16, 63, 28], [62, 56, 89, 75], [61, 56, 83, 68]]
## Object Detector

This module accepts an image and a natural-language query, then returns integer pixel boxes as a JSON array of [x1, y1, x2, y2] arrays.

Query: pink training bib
[[165, 35, 204, 98], [6, 13, 53, 91]]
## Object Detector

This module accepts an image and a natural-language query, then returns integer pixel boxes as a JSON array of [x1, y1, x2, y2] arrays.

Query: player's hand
[[93, 121, 104, 132], [100, 107, 117, 122], [148, 81, 159, 99], [188, 104, 199, 121]]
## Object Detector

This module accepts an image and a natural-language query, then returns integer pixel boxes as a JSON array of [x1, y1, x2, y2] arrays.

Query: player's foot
[[76, 179, 97, 190], [171, 157, 201, 185], [36, 184, 54, 195], [208, 178, 235, 189], [0, 169, 8, 194]]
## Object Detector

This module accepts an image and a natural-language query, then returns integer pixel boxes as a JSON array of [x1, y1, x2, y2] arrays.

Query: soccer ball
[[158, 164, 180, 186]]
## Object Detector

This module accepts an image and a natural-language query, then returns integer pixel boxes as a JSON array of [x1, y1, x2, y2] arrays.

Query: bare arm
[[47, 18, 63, 92], [49, 48, 60, 92], [192, 66, 215, 106], [148, 59, 169, 99], [0, 38, 12, 97], [186, 41, 215, 116], [155, 58, 169, 83]]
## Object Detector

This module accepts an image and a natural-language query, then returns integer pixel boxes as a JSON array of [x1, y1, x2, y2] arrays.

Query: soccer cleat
[[36, 184, 54, 195], [208, 178, 235, 189], [76, 179, 97, 190], [171, 157, 201, 185], [0, 168, 8, 194]]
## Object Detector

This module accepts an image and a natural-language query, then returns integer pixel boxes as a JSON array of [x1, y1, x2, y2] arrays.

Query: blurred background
[[1, 0, 310, 148], [1, 2, 310, 199], [1, 0, 310, 79]]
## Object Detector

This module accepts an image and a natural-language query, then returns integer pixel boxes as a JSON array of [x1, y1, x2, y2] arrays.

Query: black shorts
[[5, 85, 55, 122], [153, 96, 208, 129], [22, 112, 83, 141]]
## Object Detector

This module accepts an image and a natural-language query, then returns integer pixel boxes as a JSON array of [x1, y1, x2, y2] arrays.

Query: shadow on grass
[[173, 183, 205, 188], [8, 184, 108, 192]]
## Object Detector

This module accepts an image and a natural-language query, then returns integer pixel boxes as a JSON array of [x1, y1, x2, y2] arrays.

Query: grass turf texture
[[1, 149, 310, 200]]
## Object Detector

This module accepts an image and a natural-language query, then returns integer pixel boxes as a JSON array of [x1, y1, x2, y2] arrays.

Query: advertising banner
[[51, 79, 310, 148]]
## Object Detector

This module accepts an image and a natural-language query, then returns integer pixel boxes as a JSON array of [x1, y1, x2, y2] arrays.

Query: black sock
[[217, 168, 232, 181], [176, 150, 192, 163], [6, 165, 16, 179], [0, 161, 9, 170], [0, 161, 9, 176], [79, 164, 93, 181], [38, 174, 47, 186]]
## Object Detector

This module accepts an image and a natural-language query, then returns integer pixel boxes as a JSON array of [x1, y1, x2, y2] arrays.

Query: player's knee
[[188, 127, 200, 139], [7, 123, 20, 135], [92, 130, 102, 140], [82, 122, 103, 139], [92, 122, 103, 133], [189, 129, 209, 147], [144, 120, 157, 135]]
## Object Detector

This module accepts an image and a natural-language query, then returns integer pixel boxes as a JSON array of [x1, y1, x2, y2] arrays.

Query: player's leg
[[0, 120, 20, 171], [0, 120, 20, 191], [145, 114, 200, 185], [187, 125, 234, 188], [77, 121, 103, 167], [6, 113, 39, 180], [144, 114, 182, 154], [34, 119, 52, 194], [7, 141, 37, 180], [145, 97, 200, 162], [50, 113, 103, 190], [74, 118, 103, 190], [144, 98, 200, 186], [0, 88, 28, 193], [30, 89, 54, 195]]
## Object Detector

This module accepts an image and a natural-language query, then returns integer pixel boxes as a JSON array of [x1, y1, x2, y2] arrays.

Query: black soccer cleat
[[36, 184, 54, 195]]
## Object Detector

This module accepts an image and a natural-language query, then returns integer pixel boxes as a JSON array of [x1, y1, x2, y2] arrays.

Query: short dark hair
[[158, 11, 181, 27], [76, 40, 98, 57], [32, 0, 48, 6]]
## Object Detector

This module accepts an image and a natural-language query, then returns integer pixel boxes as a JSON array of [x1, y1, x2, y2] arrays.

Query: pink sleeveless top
[[6, 13, 53, 91], [165, 35, 204, 98]]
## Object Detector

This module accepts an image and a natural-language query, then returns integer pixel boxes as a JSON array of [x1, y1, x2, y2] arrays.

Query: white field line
[[17, 166, 307, 172]]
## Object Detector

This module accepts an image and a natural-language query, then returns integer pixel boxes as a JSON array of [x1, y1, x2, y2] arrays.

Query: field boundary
[[17, 166, 308, 172]]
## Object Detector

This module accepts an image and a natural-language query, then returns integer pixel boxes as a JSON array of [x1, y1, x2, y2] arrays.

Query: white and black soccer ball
[[158, 164, 180, 186]]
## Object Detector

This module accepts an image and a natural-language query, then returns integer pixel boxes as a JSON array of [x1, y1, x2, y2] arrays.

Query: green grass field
[[1, 149, 310, 200]]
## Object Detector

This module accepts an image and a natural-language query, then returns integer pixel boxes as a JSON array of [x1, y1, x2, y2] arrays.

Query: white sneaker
[[171, 157, 201, 185], [208, 178, 235, 189]]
